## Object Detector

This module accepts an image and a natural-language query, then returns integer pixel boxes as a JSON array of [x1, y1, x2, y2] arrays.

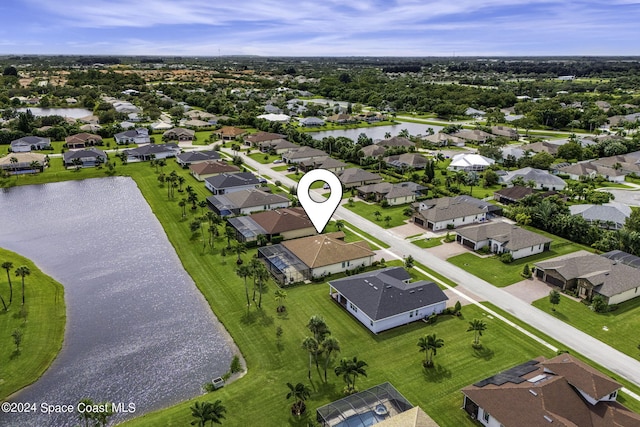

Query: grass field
[[0, 248, 66, 399], [412, 237, 443, 249], [532, 295, 640, 361], [248, 152, 281, 164], [344, 201, 411, 228]]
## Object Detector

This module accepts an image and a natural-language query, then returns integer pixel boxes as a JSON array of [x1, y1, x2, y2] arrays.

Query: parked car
[[258, 178, 268, 184], [272, 159, 283, 164], [287, 166, 296, 172]]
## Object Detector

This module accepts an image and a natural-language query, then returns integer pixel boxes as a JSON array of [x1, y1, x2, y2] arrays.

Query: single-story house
[[185, 109, 216, 121], [462, 354, 640, 427], [227, 207, 316, 242], [264, 104, 282, 114], [207, 189, 290, 216], [556, 161, 626, 183], [189, 160, 241, 181], [447, 153, 495, 171], [338, 168, 383, 188], [454, 129, 493, 144], [412, 196, 488, 231], [298, 157, 347, 173], [65, 133, 102, 149], [522, 140, 561, 155], [502, 167, 566, 191], [422, 132, 466, 147], [0, 152, 47, 174], [356, 181, 426, 206], [183, 119, 211, 128], [384, 153, 428, 170], [123, 143, 180, 162], [257, 113, 291, 123], [213, 126, 246, 141], [63, 148, 108, 168], [299, 117, 325, 127], [359, 144, 386, 158], [491, 126, 519, 140], [465, 107, 486, 118], [329, 267, 448, 334], [150, 121, 173, 131], [569, 202, 632, 230], [493, 186, 559, 205], [114, 128, 151, 145], [258, 233, 374, 284], [376, 136, 415, 149], [10, 136, 51, 152], [244, 131, 286, 147], [534, 252, 640, 305], [500, 146, 526, 161], [204, 172, 259, 195], [163, 127, 195, 141], [456, 222, 552, 260], [590, 152, 640, 176], [326, 113, 358, 124], [175, 150, 220, 168], [257, 139, 299, 154], [282, 146, 329, 164]]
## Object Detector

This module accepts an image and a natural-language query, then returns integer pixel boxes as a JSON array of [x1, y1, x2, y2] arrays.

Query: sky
[[0, 0, 639, 56]]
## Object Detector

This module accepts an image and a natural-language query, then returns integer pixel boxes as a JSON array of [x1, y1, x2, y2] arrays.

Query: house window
[[342, 262, 346, 268], [410, 312, 413, 318], [609, 391, 617, 399], [483, 410, 490, 422], [531, 247, 534, 252], [370, 320, 373, 326]]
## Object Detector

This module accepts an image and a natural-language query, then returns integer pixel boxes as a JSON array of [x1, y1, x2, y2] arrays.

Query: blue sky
[[0, 0, 639, 56]]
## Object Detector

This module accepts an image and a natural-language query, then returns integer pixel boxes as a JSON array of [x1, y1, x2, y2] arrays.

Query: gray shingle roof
[[329, 267, 448, 321], [176, 150, 220, 163], [414, 196, 488, 223], [204, 172, 259, 189], [338, 168, 382, 184], [569, 203, 631, 226], [502, 167, 566, 188]]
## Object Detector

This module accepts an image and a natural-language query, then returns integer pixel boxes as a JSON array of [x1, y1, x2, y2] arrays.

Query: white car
[[272, 159, 283, 164]]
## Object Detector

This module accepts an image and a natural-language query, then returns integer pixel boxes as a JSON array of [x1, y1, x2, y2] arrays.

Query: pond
[[17, 107, 93, 118], [309, 121, 444, 142], [0, 177, 235, 426]]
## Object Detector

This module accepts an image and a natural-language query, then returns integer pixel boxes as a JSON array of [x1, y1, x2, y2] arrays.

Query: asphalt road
[[225, 146, 640, 390]]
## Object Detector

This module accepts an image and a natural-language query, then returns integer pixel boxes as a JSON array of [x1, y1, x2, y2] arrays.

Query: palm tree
[[334, 356, 368, 393], [15, 265, 30, 306], [0, 288, 6, 311], [383, 215, 392, 227], [467, 319, 487, 347], [465, 172, 479, 196], [417, 334, 444, 368], [78, 398, 96, 427], [335, 219, 345, 231], [286, 382, 311, 417], [302, 336, 319, 379], [232, 241, 247, 264], [274, 288, 287, 313], [256, 234, 268, 247], [2, 261, 13, 305], [307, 315, 331, 342], [190, 401, 210, 427], [179, 198, 187, 219], [321, 336, 340, 382], [206, 400, 226, 425], [254, 263, 269, 308], [9, 156, 18, 174], [249, 258, 262, 301], [236, 265, 252, 309], [373, 210, 381, 221]]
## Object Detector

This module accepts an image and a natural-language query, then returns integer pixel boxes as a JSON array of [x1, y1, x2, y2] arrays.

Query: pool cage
[[257, 244, 309, 286], [316, 382, 413, 427]]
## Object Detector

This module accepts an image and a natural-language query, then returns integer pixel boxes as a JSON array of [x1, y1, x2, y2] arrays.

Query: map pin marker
[[297, 169, 343, 234]]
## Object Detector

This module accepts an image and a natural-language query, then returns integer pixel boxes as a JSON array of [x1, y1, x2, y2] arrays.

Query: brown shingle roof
[[542, 354, 620, 401], [245, 131, 285, 144], [65, 132, 102, 144], [250, 207, 314, 234], [189, 160, 240, 175], [282, 234, 373, 268]]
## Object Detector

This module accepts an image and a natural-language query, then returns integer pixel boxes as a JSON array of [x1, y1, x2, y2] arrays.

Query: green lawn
[[0, 248, 66, 399], [412, 237, 443, 249], [248, 152, 281, 164], [286, 173, 325, 189], [448, 241, 587, 288], [344, 201, 412, 228], [532, 295, 640, 361], [272, 165, 289, 172]]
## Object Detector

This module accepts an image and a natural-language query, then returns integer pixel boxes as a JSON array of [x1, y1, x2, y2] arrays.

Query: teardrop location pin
[[297, 169, 343, 233]]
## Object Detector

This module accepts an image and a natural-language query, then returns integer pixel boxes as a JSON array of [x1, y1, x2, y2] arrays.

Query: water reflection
[[0, 177, 234, 426]]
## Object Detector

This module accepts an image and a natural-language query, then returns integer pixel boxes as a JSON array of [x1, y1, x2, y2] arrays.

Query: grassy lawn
[[412, 237, 443, 249], [344, 201, 411, 228], [0, 248, 66, 399], [532, 295, 640, 361], [386, 260, 458, 289], [447, 240, 587, 288], [272, 165, 289, 172], [248, 152, 281, 164], [286, 173, 325, 189]]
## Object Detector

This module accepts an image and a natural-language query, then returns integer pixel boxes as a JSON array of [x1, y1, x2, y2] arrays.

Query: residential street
[[225, 146, 640, 391]]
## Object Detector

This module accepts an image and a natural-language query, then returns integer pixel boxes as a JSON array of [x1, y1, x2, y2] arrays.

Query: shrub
[[522, 264, 531, 278], [230, 355, 242, 373], [500, 252, 514, 264], [274, 180, 282, 187], [444, 232, 455, 243], [446, 223, 455, 230], [477, 246, 491, 255], [380, 199, 390, 208], [590, 295, 608, 313], [454, 300, 462, 314]]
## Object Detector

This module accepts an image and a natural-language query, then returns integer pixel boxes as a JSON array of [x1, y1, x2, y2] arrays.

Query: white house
[[329, 267, 448, 334], [501, 167, 566, 191], [114, 128, 151, 145], [10, 136, 51, 152], [412, 196, 488, 231], [447, 153, 495, 171], [455, 222, 552, 260]]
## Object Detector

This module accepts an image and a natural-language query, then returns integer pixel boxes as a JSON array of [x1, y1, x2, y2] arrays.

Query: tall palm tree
[[256, 234, 268, 247], [321, 336, 340, 382], [417, 334, 444, 367], [78, 398, 95, 427], [2, 261, 13, 305], [15, 265, 30, 306], [302, 337, 319, 379], [254, 263, 269, 308], [467, 319, 487, 346], [249, 258, 262, 301], [274, 288, 287, 313], [373, 210, 381, 221], [286, 382, 311, 417], [307, 315, 330, 342], [334, 356, 368, 393], [205, 400, 226, 425], [232, 241, 247, 264], [190, 401, 210, 427], [383, 215, 392, 227], [236, 265, 252, 309]]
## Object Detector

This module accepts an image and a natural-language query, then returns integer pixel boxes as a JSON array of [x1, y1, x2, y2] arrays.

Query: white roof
[[449, 153, 495, 168], [151, 121, 173, 130], [257, 113, 290, 122]]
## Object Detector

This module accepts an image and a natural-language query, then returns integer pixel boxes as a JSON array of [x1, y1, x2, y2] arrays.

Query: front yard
[[344, 201, 412, 228]]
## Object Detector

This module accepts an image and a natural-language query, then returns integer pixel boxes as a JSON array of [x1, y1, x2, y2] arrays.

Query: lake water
[[0, 177, 235, 426], [309, 121, 444, 142], [17, 107, 93, 118]]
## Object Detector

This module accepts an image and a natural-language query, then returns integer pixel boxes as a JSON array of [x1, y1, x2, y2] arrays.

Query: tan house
[[356, 182, 425, 206], [0, 152, 47, 174], [228, 207, 316, 243], [65, 133, 103, 149], [337, 168, 383, 188], [298, 157, 347, 173], [491, 126, 519, 140], [244, 131, 285, 146], [282, 146, 328, 164], [213, 126, 246, 141], [189, 160, 241, 181], [163, 128, 195, 141]]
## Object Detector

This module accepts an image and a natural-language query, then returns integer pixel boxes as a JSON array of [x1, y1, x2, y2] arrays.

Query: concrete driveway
[[503, 277, 556, 304], [426, 241, 469, 260], [599, 188, 640, 207]]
